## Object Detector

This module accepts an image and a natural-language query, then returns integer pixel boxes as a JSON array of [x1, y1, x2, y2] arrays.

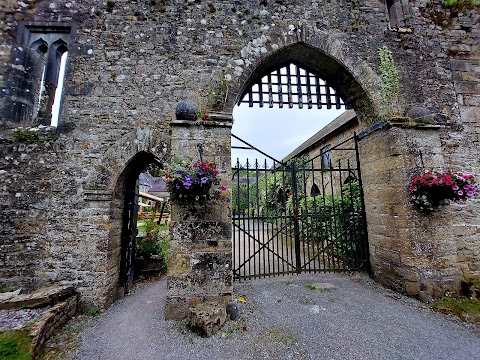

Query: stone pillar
[[165, 109, 233, 320], [359, 123, 467, 300]]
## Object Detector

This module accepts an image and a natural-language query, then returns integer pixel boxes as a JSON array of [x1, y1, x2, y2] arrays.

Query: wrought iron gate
[[232, 134, 369, 279]]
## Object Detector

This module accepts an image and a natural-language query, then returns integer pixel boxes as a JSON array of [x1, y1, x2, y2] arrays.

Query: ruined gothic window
[[386, 0, 413, 29], [17, 23, 76, 127]]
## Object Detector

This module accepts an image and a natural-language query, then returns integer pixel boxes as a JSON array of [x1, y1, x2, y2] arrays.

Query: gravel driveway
[[44, 273, 479, 360]]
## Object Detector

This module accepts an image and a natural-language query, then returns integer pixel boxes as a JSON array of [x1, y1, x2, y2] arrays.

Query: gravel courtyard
[[43, 273, 480, 360]]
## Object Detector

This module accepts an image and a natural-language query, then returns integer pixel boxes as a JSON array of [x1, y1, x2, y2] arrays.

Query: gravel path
[[45, 273, 479, 360]]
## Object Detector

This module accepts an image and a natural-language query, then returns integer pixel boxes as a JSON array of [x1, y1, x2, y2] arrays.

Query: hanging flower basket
[[409, 170, 478, 212], [161, 157, 226, 204]]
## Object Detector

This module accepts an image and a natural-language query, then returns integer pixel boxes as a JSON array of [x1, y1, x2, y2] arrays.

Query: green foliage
[[377, 46, 400, 118], [207, 71, 229, 111], [442, 0, 479, 8], [432, 295, 480, 323], [12, 128, 39, 143], [0, 331, 32, 360], [86, 306, 101, 317], [12, 127, 59, 143], [287, 180, 364, 266], [136, 220, 169, 272], [21, 320, 37, 328], [305, 284, 325, 293], [0, 285, 12, 293], [232, 155, 311, 220]]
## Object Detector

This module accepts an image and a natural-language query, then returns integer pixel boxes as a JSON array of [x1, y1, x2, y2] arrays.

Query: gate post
[[290, 161, 302, 273], [165, 105, 233, 320]]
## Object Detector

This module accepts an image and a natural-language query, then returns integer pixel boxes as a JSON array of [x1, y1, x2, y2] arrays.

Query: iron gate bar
[[290, 161, 302, 273], [232, 133, 369, 280], [231, 133, 284, 165], [354, 133, 370, 272], [232, 217, 297, 275]]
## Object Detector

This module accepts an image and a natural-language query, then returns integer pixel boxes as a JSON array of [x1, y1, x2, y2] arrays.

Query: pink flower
[[220, 186, 227, 192], [409, 186, 416, 192], [458, 190, 463, 196], [452, 184, 459, 191]]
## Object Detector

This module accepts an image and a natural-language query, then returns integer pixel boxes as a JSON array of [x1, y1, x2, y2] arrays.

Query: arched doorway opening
[[113, 151, 169, 299], [230, 43, 372, 279]]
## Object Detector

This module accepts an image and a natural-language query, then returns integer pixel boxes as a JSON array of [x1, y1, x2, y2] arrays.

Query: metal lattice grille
[[239, 63, 352, 110]]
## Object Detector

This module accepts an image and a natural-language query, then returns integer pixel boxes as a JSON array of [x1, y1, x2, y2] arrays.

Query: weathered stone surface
[[28, 295, 78, 356], [226, 301, 239, 321], [188, 301, 227, 338], [0, 285, 76, 310], [407, 107, 434, 124]]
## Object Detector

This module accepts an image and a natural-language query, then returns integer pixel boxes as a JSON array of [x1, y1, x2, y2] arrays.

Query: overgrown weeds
[[431, 296, 480, 324]]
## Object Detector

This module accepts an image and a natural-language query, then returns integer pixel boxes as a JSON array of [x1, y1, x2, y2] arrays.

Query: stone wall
[[0, 0, 478, 307]]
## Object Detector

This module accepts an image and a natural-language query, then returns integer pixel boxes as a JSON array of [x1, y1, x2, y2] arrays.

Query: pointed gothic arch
[[227, 40, 380, 127], [238, 62, 352, 110]]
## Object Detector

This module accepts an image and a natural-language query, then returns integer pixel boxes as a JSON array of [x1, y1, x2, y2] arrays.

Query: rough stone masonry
[[0, 0, 478, 309]]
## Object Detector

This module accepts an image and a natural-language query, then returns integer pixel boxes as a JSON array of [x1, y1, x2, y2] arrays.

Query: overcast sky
[[231, 104, 345, 167]]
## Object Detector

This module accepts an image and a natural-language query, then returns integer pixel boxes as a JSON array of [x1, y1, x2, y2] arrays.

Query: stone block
[[188, 301, 227, 337], [164, 296, 189, 320], [404, 281, 421, 296], [0, 285, 76, 310], [170, 221, 231, 244], [168, 254, 191, 275]]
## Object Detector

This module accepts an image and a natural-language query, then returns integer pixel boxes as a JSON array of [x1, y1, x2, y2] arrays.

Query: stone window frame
[[385, 0, 414, 29], [320, 144, 332, 169], [16, 22, 76, 127]]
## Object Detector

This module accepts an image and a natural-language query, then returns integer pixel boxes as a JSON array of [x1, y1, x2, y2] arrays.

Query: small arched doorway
[[114, 151, 166, 299]]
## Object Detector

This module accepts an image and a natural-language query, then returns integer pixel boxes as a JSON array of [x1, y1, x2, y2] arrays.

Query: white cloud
[[232, 104, 344, 166]]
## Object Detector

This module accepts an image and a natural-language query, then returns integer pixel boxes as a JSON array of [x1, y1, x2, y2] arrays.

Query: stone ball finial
[[406, 106, 434, 124], [176, 100, 199, 121]]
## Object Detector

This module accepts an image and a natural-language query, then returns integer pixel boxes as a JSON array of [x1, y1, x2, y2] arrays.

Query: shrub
[[287, 180, 365, 267]]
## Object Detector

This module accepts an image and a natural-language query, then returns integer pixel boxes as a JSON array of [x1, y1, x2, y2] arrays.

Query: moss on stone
[[432, 296, 480, 324]]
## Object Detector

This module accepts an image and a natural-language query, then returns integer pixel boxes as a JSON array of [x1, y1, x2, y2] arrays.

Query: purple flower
[[458, 190, 463, 196], [182, 175, 193, 189], [201, 177, 208, 184], [452, 184, 459, 191], [198, 169, 204, 176], [176, 170, 183, 175], [467, 191, 474, 197]]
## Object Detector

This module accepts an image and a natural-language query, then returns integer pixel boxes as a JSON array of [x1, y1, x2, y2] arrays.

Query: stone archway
[[224, 35, 382, 127], [96, 129, 170, 308], [113, 151, 161, 300], [223, 36, 471, 300]]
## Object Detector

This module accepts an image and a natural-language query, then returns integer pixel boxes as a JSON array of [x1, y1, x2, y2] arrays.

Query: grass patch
[[432, 296, 480, 323], [299, 296, 315, 305], [305, 284, 325, 293], [86, 306, 101, 317], [0, 331, 32, 360]]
